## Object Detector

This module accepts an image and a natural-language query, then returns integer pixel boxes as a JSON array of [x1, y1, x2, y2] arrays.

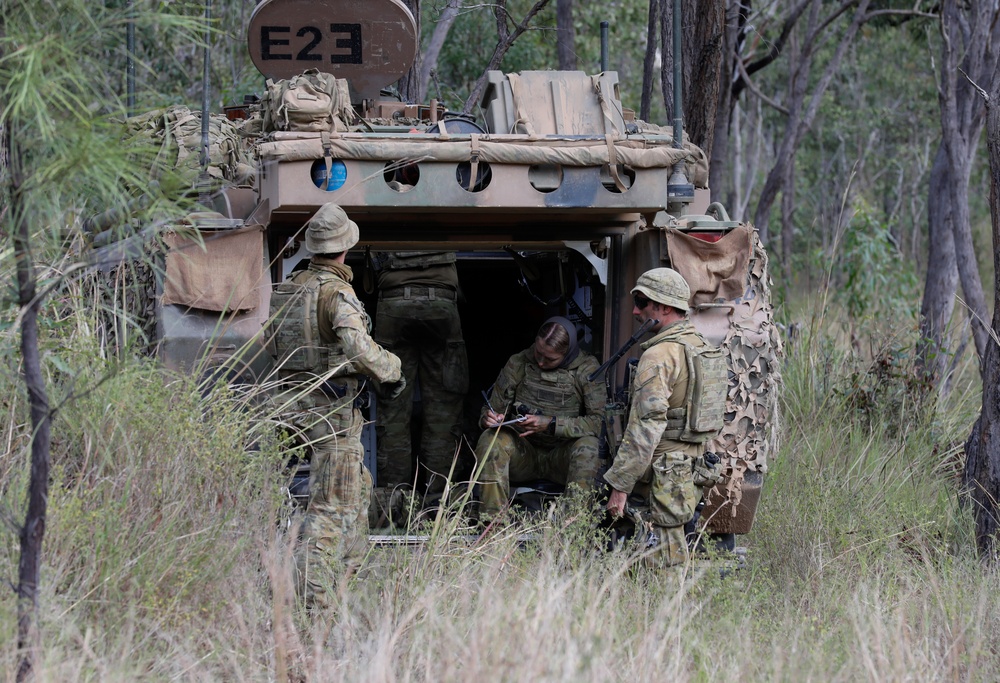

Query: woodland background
[[3, 0, 1000, 680], [133, 0, 997, 386]]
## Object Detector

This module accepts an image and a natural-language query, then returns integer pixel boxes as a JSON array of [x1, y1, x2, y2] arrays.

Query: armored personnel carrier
[[99, 0, 781, 541]]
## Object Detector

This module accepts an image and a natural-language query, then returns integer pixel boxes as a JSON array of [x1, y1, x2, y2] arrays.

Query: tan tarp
[[162, 225, 264, 312], [256, 135, 693, 170], [665, 225, 752, 306]]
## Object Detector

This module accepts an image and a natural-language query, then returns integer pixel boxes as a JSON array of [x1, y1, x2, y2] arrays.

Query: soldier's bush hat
[[632, 267, 690, 311], [305, 203, 359, 253]]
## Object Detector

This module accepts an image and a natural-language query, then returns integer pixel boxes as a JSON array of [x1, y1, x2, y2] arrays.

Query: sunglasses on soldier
[[633, 293, 652, 309]]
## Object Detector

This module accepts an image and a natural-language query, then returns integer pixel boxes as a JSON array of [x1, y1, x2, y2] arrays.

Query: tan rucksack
[[261, 69, 355, 133]]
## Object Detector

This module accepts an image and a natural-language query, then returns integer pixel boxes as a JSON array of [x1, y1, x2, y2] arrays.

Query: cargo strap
[[379, 285, 457, 301], [321, 130, 332, 189], [605, 134, 627, 192], [468, 134, 481, 191], [506, 73, 537, 137], [593, 76, 628, 193]]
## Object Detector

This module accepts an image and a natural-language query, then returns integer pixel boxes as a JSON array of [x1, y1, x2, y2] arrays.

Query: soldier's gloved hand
[[381, 375, 407, 400]]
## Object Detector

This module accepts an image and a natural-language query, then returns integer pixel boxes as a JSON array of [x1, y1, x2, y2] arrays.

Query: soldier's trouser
[[475, 428, 601, 517], [374, 297, 468, 492], [645, 451, 700, 568], [292, 393, 370, 609]]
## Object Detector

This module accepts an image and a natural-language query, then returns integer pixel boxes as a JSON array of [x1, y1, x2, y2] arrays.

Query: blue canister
[[310, 159, 348, 191]]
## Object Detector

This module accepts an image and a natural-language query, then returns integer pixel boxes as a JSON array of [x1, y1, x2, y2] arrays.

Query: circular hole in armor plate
[[384, 161, 419, 192], [310, 159, 347, 191], [528, 164, 562, 193], [427, 114, 485, 135], [601, 164, 636, 193], [456, 160, 492, 192]]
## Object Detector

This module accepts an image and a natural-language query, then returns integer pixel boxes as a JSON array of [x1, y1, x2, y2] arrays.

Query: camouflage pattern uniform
[[373, 252, 468, 493], [273, 205, 402, 608], [603, 319, 709, 567], [476, 347, 605, 517]]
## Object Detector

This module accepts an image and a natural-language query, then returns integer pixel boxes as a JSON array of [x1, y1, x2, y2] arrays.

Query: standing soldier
[[372, 251, 468, 498], [270, 203, 404, 608], [604, 268, 727, 567]]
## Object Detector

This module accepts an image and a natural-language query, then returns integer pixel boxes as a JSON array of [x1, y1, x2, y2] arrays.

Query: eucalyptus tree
[[697, 0, 937, 278], [0, 1, 201, 677], [963, 57, 1000, 561], [399, 0, 423, 102], [460, 0, 552, 114], [418, 0, 465, 103], [640, 0, 725, 160], [556, 0, 577, 71], [917, 0, 1000, 389]]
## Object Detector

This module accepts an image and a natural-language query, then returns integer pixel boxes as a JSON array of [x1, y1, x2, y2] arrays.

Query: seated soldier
[[475, 317, 605, 519]]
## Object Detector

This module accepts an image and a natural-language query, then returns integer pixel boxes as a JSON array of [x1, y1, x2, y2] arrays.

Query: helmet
[[304, 203, 359, 253], [632, 267, 690, 312]]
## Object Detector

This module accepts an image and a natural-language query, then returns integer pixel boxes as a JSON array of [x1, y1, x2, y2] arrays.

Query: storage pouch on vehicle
[[161, 224, 264, 312], [664, 225, 752, 306]]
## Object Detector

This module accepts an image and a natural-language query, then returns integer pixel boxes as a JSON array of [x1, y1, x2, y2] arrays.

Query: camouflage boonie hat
[[632, 267, 690, 311], [305, 203, 359, 253]]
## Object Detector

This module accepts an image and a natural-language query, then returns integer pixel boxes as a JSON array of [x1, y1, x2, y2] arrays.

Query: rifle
[[589, 318, 656, 466], [587, 318, 655, 382]]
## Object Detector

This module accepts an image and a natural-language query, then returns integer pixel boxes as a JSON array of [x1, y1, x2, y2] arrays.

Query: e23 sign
[[247, 0, 417, 98]]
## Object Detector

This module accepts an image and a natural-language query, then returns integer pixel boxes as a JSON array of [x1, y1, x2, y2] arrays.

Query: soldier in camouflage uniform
[[271, 203, 404, 608], [605, 268, 725, 567], [373, 252, 468, 495], [476, 317, 605, 519]]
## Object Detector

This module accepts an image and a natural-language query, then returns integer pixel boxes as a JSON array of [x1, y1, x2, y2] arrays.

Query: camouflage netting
[[81, 246, 160, 359], [123, 105, 255, 186], [705, 230, 783, 516]]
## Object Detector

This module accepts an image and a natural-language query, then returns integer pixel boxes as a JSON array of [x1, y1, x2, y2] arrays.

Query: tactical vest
[[267, 270, 361, 379], [514, 363, 586, 419], [657, 328, 728, 444], [383, 251, 456, 270]]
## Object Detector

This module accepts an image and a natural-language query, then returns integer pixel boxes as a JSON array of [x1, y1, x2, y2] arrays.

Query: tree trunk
[[963, 57, 1000, 561], [397, 0, 422, 103], [556, 0, 576, 71], [709, 0, 746, 207], [916, 145, 960, 388], [418, 0, 464, 103], [919, 0, 1000, 394], [640, 0, 661, 122], [936, 0, 998, 365], [678, 0, 724, 159], [752, 0, 871, 244], [780, 154, 795, 281], [5, 118, 52, 682]]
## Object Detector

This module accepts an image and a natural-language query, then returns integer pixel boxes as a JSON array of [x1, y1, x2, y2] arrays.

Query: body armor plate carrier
[[267, 270, 357, 381], [662, 333, 728, 444]]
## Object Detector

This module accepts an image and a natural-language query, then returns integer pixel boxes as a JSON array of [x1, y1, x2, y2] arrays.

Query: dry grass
[[1, 295, 998, 681]]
